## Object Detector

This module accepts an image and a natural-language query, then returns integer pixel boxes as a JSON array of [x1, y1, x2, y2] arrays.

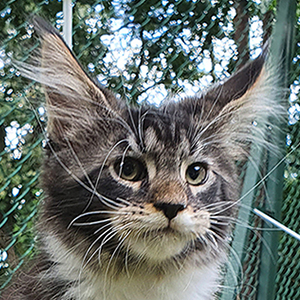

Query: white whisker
[[72, 216, 118, 227], [88, 138, 129, 209], [68, 210, 127, 229]]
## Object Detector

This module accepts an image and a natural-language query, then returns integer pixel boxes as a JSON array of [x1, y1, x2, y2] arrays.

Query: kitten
[[2, 17, 282, 300]]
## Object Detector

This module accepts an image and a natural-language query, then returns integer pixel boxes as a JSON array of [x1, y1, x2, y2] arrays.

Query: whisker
[[206, 231, 219, 251], [208, 202, 238, 216], [88, 138, 129, 210], [104, 230, 131, 285], [72, 216, 119, 227], [202, 200, 236, 211], [118, 144, 131, 177], [96, 223, 134, 266], [82, 225, 116, 270], [116, 197, 132, 206], [68, 210, 127, 229], [97, 195, 127, 210], [102, 232, 130, 300], [209, 220, 230, 227], [65, 138, 96, 192]]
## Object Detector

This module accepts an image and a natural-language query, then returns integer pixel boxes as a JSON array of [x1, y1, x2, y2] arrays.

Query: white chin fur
[[123, 209, 211, 262], [127, 230, 191, 261]]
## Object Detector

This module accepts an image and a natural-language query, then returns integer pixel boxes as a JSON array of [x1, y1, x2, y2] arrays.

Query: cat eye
[[114, 157, 146, 182], [185, 163, 208, 186]]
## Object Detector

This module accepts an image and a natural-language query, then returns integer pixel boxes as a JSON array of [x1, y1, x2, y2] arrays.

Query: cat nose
[[154, 202, 186, 220]]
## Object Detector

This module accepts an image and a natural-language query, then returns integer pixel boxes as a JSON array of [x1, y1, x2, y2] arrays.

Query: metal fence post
[[63, 0, 73, 49]]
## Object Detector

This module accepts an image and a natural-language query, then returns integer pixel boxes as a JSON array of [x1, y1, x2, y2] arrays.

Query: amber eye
[[114, 157, 146, 181], [185, 163, 208, 186]]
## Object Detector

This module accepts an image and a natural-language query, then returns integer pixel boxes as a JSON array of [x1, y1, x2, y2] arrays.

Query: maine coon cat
[[2, 17, 282, 300]]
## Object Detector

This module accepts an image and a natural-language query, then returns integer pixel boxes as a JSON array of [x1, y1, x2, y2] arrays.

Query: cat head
[[18, 17, 282, 273]]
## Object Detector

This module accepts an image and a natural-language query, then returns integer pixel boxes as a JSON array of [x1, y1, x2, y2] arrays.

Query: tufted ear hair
[[205, 50, 267, 108], [16, 17, 123, 143], [190, 48, 284, 159]]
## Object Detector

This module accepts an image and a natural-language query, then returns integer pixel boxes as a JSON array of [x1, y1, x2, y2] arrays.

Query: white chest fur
[[45, 234, 222, 300], [63, 262, 220, 300]]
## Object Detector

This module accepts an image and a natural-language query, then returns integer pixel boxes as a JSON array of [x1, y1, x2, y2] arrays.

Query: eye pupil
[[114, 157, 145, 182], [186, 163, 207, 186], [123, 161, 135, 177], [188, 165, 201, 181]]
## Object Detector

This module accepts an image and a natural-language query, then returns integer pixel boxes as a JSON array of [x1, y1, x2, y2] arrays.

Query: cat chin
[[126, 230, 191, 262], [116, 206, 212, 262]]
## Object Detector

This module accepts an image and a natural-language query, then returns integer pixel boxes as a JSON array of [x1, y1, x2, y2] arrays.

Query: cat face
[[42, 100, 236, 267], [18, 17, 281, 275]]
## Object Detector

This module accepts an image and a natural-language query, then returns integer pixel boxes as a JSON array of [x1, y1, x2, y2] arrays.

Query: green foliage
[[0, 0, 273, 290], [1, 0, 299, 297]]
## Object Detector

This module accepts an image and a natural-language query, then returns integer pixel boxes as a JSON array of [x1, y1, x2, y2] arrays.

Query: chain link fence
[[274, 5, 300, 297], [0, 0, 299, 299]]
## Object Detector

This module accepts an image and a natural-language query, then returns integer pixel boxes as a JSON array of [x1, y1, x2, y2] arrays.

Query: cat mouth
[[152, 225, 177, 235], [139, 225, 190, 242], [125, 227, 191, 262]]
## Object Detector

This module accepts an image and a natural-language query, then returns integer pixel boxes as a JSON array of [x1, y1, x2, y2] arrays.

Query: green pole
[[256, 0, 297, 299], [219, 0, 297, 299], [219, 144, 265, 300]]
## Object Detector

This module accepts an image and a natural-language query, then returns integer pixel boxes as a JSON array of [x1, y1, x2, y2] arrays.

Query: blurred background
[[0, 0, 299, 299]]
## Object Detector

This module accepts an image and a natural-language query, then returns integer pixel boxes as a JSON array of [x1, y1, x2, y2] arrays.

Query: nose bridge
[[152, 180, 187, 205], [152, 180, 188, 221]]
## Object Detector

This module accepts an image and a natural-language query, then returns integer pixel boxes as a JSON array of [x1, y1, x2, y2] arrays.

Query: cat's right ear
[[16, 17, 121, 143]]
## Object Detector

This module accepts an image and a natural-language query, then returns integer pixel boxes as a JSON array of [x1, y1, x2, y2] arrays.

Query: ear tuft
[[206, 49, 268, 108], [189, 47, 284, 160], [210, 55, 284, 159], [15, 17, 122, 143]]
